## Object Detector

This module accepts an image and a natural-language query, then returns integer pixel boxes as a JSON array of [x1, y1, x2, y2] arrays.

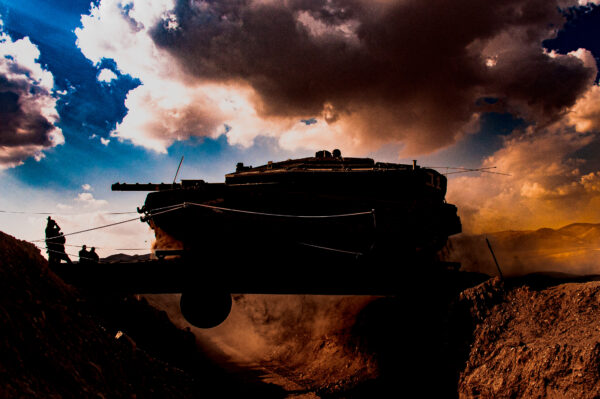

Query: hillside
[[0, 231, 283, 398]]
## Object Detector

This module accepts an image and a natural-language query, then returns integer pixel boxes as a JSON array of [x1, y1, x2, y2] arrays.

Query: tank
[[112, 149, 462, 264]]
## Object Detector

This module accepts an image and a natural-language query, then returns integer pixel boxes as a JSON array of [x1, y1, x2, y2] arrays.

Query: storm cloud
[[0, 30, 63, 169], [146, 0, 595, 152], [75, 0, 596, 155]]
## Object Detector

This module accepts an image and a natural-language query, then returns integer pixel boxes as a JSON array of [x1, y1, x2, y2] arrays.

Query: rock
[[458, 276, 600, 398]]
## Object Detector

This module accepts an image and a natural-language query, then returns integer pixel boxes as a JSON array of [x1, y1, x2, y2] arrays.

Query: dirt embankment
[[0, 231, 284, 398], [456, 276, 600, 398]]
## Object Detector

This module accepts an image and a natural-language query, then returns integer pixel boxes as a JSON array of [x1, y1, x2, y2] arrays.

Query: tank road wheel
[[179, 291, 232, 328]]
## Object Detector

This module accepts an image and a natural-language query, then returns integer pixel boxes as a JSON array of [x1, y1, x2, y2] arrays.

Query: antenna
[[486, 237, 504, 280], [173, 156, 184, 184], [425, 165, 511, 176]]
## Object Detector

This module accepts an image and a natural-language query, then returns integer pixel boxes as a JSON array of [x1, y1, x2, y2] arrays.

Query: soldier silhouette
[[45, 217, 72, 266], [79, 244, 91, 265], [89, 247, 100, 264], [45, 216, 57, 238]]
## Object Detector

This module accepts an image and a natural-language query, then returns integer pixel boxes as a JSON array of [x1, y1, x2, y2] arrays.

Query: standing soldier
[[79, 245, 90, 265], [46, 217, 59, 265], [89, 247, 100, 264]]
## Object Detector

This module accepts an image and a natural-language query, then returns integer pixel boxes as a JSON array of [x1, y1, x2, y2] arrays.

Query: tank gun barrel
[[112, 180, 206, 192], [112, 183, 177, 191]]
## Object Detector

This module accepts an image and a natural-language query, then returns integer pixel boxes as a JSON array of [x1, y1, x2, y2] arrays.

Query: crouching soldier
[[45, 217, 72, 266]]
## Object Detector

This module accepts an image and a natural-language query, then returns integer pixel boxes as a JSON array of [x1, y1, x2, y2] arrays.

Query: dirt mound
[[457, 277, 600, 398], [0, 231, 284, 398], [101, 253, 152, 262], [0, 231, 203, 398]]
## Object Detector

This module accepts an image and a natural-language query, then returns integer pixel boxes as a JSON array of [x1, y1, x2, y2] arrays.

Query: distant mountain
[[101, 253, 152, 263], [447, 223, 600, 276]]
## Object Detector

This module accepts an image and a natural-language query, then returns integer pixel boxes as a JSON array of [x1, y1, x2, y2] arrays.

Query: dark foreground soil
[[0, 231, 285, 398]]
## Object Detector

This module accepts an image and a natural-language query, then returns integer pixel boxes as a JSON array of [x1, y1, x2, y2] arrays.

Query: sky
[[1, 0, 600, 257]]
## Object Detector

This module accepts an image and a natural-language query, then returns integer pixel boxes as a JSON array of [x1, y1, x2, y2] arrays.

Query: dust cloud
[[150, 222, 183, 256], [145, 214, 383, 390], [445, 223, 600, 277], [145, 293, 379, 390]]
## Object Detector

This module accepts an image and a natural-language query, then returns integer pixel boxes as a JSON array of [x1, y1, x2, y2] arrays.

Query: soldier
[[46, 217, 59, 265], [79, 245, 90, 265], [45, 216, 57, 238], [45, 217, 72, 266], [89, 247, 100, 264], [54, 227, 72, 265]]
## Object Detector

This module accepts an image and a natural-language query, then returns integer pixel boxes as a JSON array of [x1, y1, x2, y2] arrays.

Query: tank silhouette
[[114, 149, 461, 259], [104, 150, 466, 327]]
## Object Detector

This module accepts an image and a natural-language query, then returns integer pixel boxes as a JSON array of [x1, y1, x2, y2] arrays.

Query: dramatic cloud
[[76, 0, 596, 156], [449, 86, 600, 233], [568, 83, 600, 132], [443, 47, 600, 232], [0, 25, 64, 169]]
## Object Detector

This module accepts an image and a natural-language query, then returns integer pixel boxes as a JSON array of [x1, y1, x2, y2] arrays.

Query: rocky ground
[[456, 275, 600, 398]]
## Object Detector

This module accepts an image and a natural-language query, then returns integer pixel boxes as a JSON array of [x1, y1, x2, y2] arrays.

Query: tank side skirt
[[50, 252, 463, 295]]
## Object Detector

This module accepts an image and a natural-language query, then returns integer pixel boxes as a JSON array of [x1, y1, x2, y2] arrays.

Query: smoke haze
[[447, 223, 600, 276], [145, 293, 378, 389]]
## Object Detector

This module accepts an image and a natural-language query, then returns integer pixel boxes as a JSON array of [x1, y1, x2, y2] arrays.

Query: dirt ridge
[[457, 277, 600, 398]]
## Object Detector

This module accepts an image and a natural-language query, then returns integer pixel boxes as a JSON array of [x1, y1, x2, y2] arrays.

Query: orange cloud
[[448, 90, 600, 233]]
